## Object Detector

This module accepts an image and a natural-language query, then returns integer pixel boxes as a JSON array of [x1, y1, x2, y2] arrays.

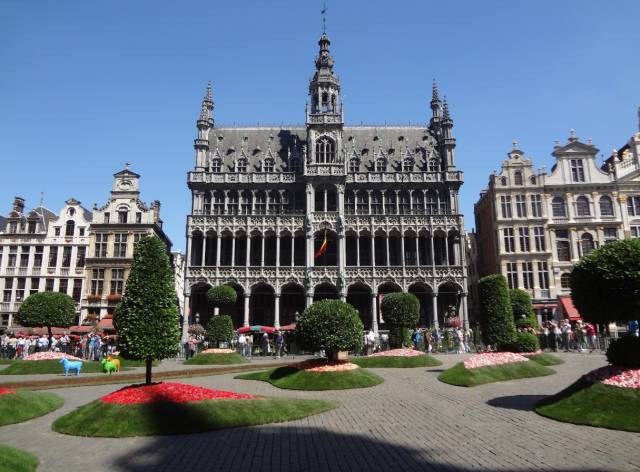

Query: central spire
[[315, 33, 335, 72]]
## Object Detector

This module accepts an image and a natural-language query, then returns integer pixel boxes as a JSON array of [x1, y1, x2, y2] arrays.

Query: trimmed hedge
[[606, 336, 640, 368], [479, 274, 515, 349], [206, 315, 234, 346], [381, 293, 420, 349], [295, 300, 363, 358], [510, 288, 538, 329], [500, 331, 540, 353], [207, 285, 237, 307]]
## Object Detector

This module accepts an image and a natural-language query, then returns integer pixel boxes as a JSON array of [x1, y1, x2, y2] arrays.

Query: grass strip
[[236, 366, 384, 390], [0, 390, 64, 426], [0, 444, 39, 472], [184, 353, 248, 365], [351, 355, 442, 368], [0, 361, 291, 391], [438, 361, 555, 387], [536, 377, 640, 433], [53, 397, 336, 437], [526, 353, 564, 366]]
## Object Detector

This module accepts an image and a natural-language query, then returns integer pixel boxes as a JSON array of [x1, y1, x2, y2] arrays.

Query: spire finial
[[124, 162, 131, 171], [432, 79, 439, 103], [443, 96, 450, 120], [569, 128, 578, 142], [512, 139, 518, 150], [199, 82, 214, 123], [321, 2, 327, 34]]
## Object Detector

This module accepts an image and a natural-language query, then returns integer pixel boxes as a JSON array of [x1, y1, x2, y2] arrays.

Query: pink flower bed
[[463, 352, 529, 370], [0, 387, 15, 396], [369, 348, 425, 358], [201, 348, 236, 354], [100, 382, 257, 404], [586, 365, 640, 390], [521, 350, 543, 356], [24, 352, 83, 362], [291, 359, 359, 372]]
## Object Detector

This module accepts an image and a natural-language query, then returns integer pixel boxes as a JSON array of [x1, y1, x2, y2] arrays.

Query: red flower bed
[[0, 387, 15, 395], [369, 348, 424, 358], [100, 382, 256, 404], [586, 366, 640, 390]]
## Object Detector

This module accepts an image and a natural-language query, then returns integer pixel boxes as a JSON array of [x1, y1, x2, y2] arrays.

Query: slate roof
[[207, 126, 438, 172]]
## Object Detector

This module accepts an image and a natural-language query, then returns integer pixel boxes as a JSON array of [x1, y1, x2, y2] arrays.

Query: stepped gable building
[[474, 130, 631, 322], [0, 197, 91, 328], [186, 33, 468, 332], [81, 167, 171, 324]]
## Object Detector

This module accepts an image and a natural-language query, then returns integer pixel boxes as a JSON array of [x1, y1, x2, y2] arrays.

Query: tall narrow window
[[62, 246, 72, 268], [241, 191, 252, 215], [33, 246, 43, 268], [518, 227, 530, 252], [506, 262, 518, 289], [531, 194, 543, 217], [110, 268, 125, 294], [91, 268, 105, 296], [59, 279, 68, 295], [114, 233, 128, 258], [236, 157, 247, 173], [628, 196, 640, 216], [576, 196, 590, 216], [19, 246, 30, 268], [522, 262, 534, 289], [503, 227, 515, 252], [514, 171, 523, 185], [118, 211, 128, 224], [349, 158, 359, 172], [76, 247, 86, 267], [560, 273, 571, 289], [537, 262, 549, 290], [65, 220, 75, 237], [95, 233, 108, 257], [315, 137, 335, 163], [213, 191, 224, 215], [555, 230, 571, 261], [358, 191, 371, 214], [263, 157, 275, 172], [345, 191, 355, 214], [552, 197, 566, 217], [534, 226, 546, 251], [30, 278, 39, 296], [570, 159, 585, 182], [72, 279, 82, 302], [48, 247, 58, 267], [599, 196, 614, 216], [211, 157, 222, 172], [375, 158, 386, 172], [515, 195, 527, 217], [580, 233, 595, 256], [428, 158, 439, 172], [500, 195, 512, 218]]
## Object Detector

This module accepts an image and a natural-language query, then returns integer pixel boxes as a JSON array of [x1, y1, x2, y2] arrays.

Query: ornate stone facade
[[185, 34, 468, 332]]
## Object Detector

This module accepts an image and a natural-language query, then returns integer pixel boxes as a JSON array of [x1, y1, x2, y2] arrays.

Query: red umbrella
[[278, 323, 296, 331], [237, 325, 276, 334]]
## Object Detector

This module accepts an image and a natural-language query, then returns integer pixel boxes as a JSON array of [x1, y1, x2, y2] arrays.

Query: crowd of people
[[531, 319, 638, 352], [185, 329, 289, 359], [0, 332, 117, 360]]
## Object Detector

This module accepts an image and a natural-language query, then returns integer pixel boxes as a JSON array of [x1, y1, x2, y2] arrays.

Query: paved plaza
[[0, 353, 638, 472]]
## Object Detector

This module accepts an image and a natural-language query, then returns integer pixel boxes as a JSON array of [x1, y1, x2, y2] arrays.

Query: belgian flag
[[315, 229, 328, 258]]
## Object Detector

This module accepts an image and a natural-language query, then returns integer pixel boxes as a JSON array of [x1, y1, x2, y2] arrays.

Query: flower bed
[[521, 350, 544, 356], [290, 359, 359, 372], [201, 348, 235, 354], [368, 348, 424, 358], [463, 352, 529, 370], [0, 387, 15, 395], [585, 365, 640, 390], [24, 352, 83, 362], [100, 382, 256, 405]]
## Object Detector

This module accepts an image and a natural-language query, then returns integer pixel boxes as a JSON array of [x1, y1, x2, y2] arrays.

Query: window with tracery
[[211, 158, 222, 173], [402, 159, 414, 172], [315, 137, 335, 163], [237, 157, 247, 173], [263, 158, 275, 173], [349, 158, 359, 172], [375, 158, 386, 172]]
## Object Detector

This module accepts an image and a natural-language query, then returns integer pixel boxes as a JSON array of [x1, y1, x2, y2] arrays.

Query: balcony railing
[[188, 171, 296, 185]]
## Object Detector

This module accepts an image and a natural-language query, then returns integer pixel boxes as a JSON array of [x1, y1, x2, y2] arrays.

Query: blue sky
[[2, 0, 639, 251]]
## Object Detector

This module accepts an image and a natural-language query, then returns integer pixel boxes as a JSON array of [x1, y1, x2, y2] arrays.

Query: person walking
[[586, 323, 597, 352], [237, 333, 246, 356], [561, 320, 571, 352], [275, 330, 284, 358]]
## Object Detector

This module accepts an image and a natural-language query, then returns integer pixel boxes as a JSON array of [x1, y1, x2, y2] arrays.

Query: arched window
[[501, 176, 507, 186], [580, 233, 595, 255], [349, 157, 359, 173], [402, 158, 414, 172], [321, 92, 329, 112], [263, 157, 275, 173], [428, 158, 439, 172], [552, 197, 566, 217], [375, 158, 386, 172], [599, 196, 614, 216], [560, 273, 571, 289], [576, 196, 590, 216], [65, 220, 75, 237], [315, 137, 335, 163], [237, 157, 247, 173], [514, 171, 523, 185], [211, 157, 222, 173]]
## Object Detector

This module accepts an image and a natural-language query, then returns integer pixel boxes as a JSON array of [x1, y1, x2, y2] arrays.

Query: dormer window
[[263, 157, 275, 173], [428, 158, 439, 172], [375, 158, 387, 172], [211, 157, 222, 173], [27, 221, 37, 234], [54, 226, 61, 236], [289, 157, 300, 173], [315, 136, 335, 164], [570, 159, 585, 182], [104, 212, 110, 224], [402, 158, 414, 172], [349, 158, 359, 173], [237, 157, 247, 173], [514, 171, 523, 185]]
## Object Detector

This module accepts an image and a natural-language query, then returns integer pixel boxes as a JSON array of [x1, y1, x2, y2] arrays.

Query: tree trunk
[[145, 357, 152, 385], [47, 326, 52, 350]]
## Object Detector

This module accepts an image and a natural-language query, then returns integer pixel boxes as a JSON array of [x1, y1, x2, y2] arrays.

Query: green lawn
[[52, 397, 336, 437], [0, 359, 140, 375], [351, 355, 442, 368], [526, 353, 564, 366], [438, 361, 555, 387], [0, 391, 64, 426], [184, 353, 248, 365], [236, 366, 384, 390], [536, 377, 640, 432], [0, 444, 39, 472]]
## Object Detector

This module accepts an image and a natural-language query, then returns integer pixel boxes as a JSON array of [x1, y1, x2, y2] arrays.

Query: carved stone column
[[431, 293, 439, 329], [243, 293, 250, 327], [274, 292, 280, 328]]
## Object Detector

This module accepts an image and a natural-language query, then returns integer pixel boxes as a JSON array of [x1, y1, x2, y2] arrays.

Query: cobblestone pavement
[[0, 353, 638, 472]]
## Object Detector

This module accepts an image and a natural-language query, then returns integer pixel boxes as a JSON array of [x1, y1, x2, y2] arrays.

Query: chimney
[[12, 196, 25, 214]]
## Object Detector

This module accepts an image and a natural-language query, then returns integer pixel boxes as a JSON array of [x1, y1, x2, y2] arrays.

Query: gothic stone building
[[186, 34, 468, 332]]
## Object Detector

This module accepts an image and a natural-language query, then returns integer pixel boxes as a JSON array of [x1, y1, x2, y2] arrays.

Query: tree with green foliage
[[571, 239, 640, 324], [380, 293, 420, 348], [478, 274, 516, 349], [295, 300, 363, 360], [114, 236, 180, 384], [206, 314, 234, 347], [510, 288, 538, 329], [16, 292, 75, 347], [207, 285, 237, 310]]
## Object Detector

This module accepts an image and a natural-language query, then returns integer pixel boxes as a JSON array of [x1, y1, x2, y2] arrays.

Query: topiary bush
[[295, 300, 363, 360], [479, 274, 516, 349], [16, 292, 75, 346], [500, 331, 539, 353], [206, 315, 234, 347], [207, 285, 237, 308], [510, 288, 539, 329], [606, 336, 640, 368], [380, 293, 420, 348]]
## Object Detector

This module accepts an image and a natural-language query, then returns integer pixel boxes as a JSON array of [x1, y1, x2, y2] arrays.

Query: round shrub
[[295, 300, 363, 359], [206, 315, 234, 347], [606, 336, 640, 368], [500, 331, 539, 353], [571, 239, 640, 324], [380, 293, 419, 348], [17, 292, 75, 335], [479, 274, 516, 349], [207, 285, 237, 307]]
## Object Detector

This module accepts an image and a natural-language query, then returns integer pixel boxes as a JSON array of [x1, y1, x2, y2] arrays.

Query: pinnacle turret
[[198, 81, 214, 126]]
